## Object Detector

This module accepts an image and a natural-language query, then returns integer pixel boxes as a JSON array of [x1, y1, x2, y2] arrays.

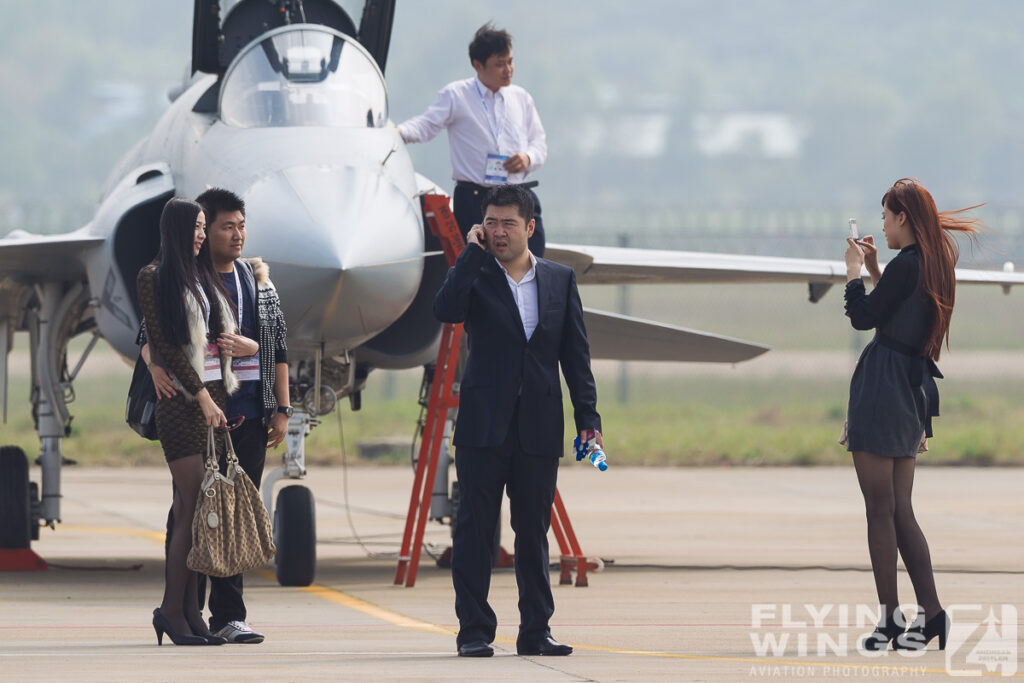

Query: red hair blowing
[[882, 178, 981, 361]]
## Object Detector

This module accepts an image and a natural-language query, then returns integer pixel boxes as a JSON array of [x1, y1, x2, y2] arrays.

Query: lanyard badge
[[229, 264, 261, 381]]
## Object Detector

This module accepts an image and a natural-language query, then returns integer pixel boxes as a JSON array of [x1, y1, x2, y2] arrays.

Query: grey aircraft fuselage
[[86, 25, 435, 368]]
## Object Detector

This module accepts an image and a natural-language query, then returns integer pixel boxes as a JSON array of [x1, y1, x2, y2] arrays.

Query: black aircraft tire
[[29, 483, 40, 541], [274, 485, 316, 586], [0, 446, 31, 549]]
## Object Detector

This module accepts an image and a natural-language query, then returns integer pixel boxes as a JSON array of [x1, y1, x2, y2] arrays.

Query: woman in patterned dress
[[137, 197, 240, 645]]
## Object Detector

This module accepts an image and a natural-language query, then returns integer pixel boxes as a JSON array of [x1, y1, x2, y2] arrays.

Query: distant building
[[577, 112, 671, 159], [693, 113, 806, 159]]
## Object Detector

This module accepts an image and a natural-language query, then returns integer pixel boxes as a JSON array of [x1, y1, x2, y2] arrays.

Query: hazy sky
[[2, 0, 1022, 233]]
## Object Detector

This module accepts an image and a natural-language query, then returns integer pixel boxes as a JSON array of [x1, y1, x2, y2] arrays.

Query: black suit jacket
[[434, 244, 601, 456]]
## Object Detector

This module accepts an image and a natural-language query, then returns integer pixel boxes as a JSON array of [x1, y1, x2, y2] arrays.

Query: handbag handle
[[205, 426, 219, 473], [204, 426, 243, 483], [221, 427, 242, 476]]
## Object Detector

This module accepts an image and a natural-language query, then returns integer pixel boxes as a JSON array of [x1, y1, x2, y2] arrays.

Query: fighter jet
[[2, 0, 1022, 584]]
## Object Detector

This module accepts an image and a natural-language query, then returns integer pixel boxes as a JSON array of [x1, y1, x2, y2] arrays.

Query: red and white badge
[[232, 352, 261, 382], [202, 343, 222, 382]]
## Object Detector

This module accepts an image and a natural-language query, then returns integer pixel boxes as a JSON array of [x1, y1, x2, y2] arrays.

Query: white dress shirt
[[497, 252, 539, 340], [399, 77, 547, 185]]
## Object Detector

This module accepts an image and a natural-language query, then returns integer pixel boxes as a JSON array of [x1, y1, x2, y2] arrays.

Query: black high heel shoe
[[861, 609, 905, 651], [152, 608, 206, 646], [894, 610, 949, 650], [186, 615, 227, 645]]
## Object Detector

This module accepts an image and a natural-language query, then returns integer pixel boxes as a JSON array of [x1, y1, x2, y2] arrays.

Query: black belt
[[876, 334, 943, 380], [876, 333, 922, 357], [876, 333, 943, 430], [456, 180, 539, 192]]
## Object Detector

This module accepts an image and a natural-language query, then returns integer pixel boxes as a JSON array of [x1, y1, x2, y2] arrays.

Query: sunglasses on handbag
[[215, 415, 245, 433]]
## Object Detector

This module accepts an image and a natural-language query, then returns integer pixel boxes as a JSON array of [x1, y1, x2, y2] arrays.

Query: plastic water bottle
[[587, 448, 608, 471], [574, 429, 609, 471]]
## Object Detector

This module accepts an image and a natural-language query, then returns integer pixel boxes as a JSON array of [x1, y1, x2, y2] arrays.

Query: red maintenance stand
[[394, 194, 596, 588]]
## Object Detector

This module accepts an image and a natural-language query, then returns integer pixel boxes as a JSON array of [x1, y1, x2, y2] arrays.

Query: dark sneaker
[[214, 620, 265, 644]]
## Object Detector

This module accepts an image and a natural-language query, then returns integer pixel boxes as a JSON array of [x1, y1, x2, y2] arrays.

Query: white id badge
[[232, 352, 261, 382], [484, 153, 510, 184], [202, 343, 222, 382]]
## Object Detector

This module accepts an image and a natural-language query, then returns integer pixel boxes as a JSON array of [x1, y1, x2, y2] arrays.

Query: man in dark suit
[[434, 184, 603, 658]]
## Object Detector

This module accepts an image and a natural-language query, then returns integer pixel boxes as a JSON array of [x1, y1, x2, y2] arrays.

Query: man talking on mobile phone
[[434, 184, 602, 658]]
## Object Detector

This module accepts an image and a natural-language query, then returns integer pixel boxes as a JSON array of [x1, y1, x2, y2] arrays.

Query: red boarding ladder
[[394, 194, 595, 587]]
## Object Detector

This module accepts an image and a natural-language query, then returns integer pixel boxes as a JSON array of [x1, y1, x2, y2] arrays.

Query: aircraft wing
[[0, 230, 103, 283], [583, 308, 769, 363], [547, 243, 844, 285], [547, 243, 1024, 291]]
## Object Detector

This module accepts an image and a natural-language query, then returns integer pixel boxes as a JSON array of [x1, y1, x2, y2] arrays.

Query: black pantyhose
[[161, 455, 206, 636], [852, 451, 942, 621]]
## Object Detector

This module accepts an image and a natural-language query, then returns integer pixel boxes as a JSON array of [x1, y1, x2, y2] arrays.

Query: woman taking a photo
[[843, 178, 979, 652], [137, 197, 240, 645]]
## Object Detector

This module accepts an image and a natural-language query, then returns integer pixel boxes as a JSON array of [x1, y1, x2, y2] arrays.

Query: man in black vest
[[434, 184, 602, 658], [194, 188, 291, 643]]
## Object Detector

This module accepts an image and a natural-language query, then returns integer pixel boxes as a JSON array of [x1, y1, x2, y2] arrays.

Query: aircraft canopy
[[220, 26, 387, 129]]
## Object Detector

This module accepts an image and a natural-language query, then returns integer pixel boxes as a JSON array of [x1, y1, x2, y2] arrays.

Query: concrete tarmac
[[1, 466, 1021, 681]]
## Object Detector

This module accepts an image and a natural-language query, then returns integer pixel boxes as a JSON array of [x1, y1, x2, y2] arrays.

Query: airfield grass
[[3, 283, 1023, 467], [3, 370, 1024, 468]]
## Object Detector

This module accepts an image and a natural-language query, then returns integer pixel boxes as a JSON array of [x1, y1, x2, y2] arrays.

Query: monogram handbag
[[125, 352, 158, 440], [187, 427, 276, 577]]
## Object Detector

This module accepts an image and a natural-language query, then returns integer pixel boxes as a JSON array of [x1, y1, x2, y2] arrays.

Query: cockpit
[[220, 26, 388, 128]]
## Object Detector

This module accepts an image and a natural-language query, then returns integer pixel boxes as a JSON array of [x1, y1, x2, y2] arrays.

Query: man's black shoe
[[516, 635, 573, 656], [457, 641, 494, 657]]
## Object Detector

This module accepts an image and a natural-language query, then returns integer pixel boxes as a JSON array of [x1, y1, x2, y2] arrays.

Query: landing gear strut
[[1, 283, 91, 569], [262, 408, 317, 586]]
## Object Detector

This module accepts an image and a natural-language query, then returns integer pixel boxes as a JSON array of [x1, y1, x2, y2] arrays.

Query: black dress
[[844, 244, 942, 459]]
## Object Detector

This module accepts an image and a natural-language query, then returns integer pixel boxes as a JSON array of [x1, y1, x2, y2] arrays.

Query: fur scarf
[[181, 285, 240, 398], [247, 256, 273, 290]]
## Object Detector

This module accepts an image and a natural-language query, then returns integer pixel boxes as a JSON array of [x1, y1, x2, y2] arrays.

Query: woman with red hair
[[843, 178, 979, 652]]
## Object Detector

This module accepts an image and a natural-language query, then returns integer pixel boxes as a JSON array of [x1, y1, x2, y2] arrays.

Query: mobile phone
[[848, 218, 859, 240], [471, 225, 486, 247]]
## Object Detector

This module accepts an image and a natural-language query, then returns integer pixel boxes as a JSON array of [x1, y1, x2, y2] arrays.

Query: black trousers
[[453, 182, 545, 258], [452, 410, 559, 646], [166, 418, 268, 631]]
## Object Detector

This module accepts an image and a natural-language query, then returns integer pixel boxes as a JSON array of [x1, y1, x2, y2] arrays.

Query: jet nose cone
[[242, 165, 424, 352]]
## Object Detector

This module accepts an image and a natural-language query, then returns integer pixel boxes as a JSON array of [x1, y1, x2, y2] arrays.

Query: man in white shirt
[[398, 23, 548, 256]]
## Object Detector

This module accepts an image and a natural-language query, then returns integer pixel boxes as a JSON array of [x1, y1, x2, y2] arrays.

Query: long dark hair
[[154, 197, 227, 346], [881, 178, 982, 361]]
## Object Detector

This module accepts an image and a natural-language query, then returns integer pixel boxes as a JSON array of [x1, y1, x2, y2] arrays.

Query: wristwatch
[[276, 405, 293, 418]]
